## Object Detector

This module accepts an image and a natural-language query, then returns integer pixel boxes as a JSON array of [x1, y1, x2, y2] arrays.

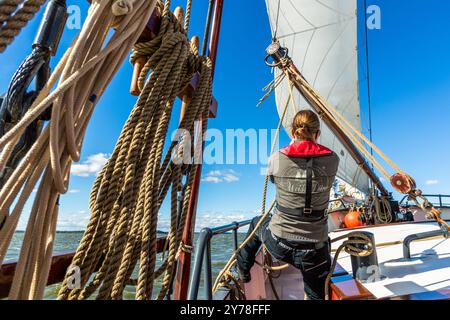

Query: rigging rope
[[0, 0, 22, 25], [279, 55, 449, 231], [272, 0, 281, 41], [212, 81, 296, 295], [0, 0, 46, 53], [372, 193, 392, 224], [0, 0, 156, 300], [57, 0, 213, 300]]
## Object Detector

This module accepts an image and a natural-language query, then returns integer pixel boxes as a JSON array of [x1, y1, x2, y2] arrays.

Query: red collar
[[279, 141, 333, 158]]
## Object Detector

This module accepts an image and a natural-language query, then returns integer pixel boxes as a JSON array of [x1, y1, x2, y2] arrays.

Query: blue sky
[[1, 0, 449, 230]]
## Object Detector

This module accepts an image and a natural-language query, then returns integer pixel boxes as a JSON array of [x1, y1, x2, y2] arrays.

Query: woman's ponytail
[[291, 110, 320, 141]]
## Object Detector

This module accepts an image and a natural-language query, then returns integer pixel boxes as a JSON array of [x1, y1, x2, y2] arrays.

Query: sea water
[[5, 232, 246, 300]]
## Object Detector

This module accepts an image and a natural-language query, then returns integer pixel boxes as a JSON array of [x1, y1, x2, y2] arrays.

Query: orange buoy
[[344, 210, 365, 228]]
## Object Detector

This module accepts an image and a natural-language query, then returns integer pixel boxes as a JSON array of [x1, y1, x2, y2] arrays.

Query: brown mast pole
[[266, 43, 389, 196], [173, 0, 224, 300]]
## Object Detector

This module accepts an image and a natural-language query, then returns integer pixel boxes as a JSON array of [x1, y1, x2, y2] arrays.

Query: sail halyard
[[265, 0, 371, 194]]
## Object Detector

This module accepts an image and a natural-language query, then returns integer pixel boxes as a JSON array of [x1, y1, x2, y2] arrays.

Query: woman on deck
[[237, 110, 339, 300]]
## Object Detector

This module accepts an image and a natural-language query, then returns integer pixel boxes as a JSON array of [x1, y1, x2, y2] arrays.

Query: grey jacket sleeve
[[267, 152, 277, 183], [331, 152, 340, 177]]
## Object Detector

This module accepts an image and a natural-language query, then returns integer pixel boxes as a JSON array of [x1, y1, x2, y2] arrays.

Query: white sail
[[265, 0, 370, 193]]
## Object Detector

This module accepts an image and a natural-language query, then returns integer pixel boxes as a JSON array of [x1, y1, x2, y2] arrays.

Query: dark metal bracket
[[403, 227, 449, 259]]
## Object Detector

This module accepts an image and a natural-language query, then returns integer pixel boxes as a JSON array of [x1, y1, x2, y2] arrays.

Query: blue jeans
[[236, 216, 331, 300]]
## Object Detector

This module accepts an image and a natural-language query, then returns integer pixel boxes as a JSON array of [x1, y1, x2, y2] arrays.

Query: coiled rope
[[0, 0, 22, 29], [57, 0, 213, 300], [372, 194, 392, 224], [0, 0, 156, 300], [0, 0, 46, 53], [324, 232, 373, 300]]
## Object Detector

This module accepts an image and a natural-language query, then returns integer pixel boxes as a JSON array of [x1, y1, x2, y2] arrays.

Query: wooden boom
[[266, 42, 389, 196]]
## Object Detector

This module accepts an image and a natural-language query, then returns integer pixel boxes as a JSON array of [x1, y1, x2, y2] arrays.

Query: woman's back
[[268, 140, 339, 243], [236, 110, 339, 300]]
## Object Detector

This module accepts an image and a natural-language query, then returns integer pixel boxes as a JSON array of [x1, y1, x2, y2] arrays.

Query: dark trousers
[[236, 216, 331, 300]]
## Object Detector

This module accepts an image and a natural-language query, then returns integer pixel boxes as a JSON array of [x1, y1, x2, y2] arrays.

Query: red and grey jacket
[[267, 140, 339, 243]]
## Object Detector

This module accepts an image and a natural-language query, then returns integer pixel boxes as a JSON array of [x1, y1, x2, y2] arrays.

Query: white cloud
[[157, 209, 258, 233], [17, 210, 90, 232], [68, 189, 80, 194], [71, 153, 109, 177], [202, 176, 222, 183], [202, 169, 240, 184], [426, 179, 439, 186], [56, 210, 90, 231]]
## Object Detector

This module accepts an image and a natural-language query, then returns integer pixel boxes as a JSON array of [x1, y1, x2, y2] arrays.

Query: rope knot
[[175, 242, 193, 260], [111, 0, 134, 16]]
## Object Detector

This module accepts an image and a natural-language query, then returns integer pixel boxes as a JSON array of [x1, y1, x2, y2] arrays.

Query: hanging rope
[[0, 0, 22, 25], [258, 246, 289, 300], [57, 0, 213, 300], [0, 0, 156, 300], [0, 46, 50, 189], [0, 0, 46, 53], [272, 0, 281, 41], [212, 81, 296, 295]]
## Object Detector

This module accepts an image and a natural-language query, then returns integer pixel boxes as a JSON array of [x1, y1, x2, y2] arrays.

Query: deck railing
[[399, 194, 450, 208], [187, 219, 253, 300]]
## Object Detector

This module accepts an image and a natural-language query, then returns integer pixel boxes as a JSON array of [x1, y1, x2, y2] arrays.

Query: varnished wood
[[128, 4, 218, 118], [130, 56, 147, 95], [330, 275, 375, 300]]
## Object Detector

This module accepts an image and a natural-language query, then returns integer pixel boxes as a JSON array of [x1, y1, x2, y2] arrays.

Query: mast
[[362, 0, 377, 194], [173, 0, 224, 300], [364, 0, 374, 156]]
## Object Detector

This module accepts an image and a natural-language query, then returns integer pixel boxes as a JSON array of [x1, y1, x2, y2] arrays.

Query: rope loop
[[112, 0, 135, 16], [324, 232, 373, 300]]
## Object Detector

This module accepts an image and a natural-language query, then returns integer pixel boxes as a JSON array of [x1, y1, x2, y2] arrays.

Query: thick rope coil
[[325, 232, 373, 300], [0, 0, 22, 25], [0, 0, 46, 53], [0, 0, 156, 300], [372, 194, 392, 224], [112, 0, 135, 16], [57, 0, 213, 300]]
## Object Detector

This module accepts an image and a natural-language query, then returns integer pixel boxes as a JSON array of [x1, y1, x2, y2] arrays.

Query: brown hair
[[291, 110, 321, 141]]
